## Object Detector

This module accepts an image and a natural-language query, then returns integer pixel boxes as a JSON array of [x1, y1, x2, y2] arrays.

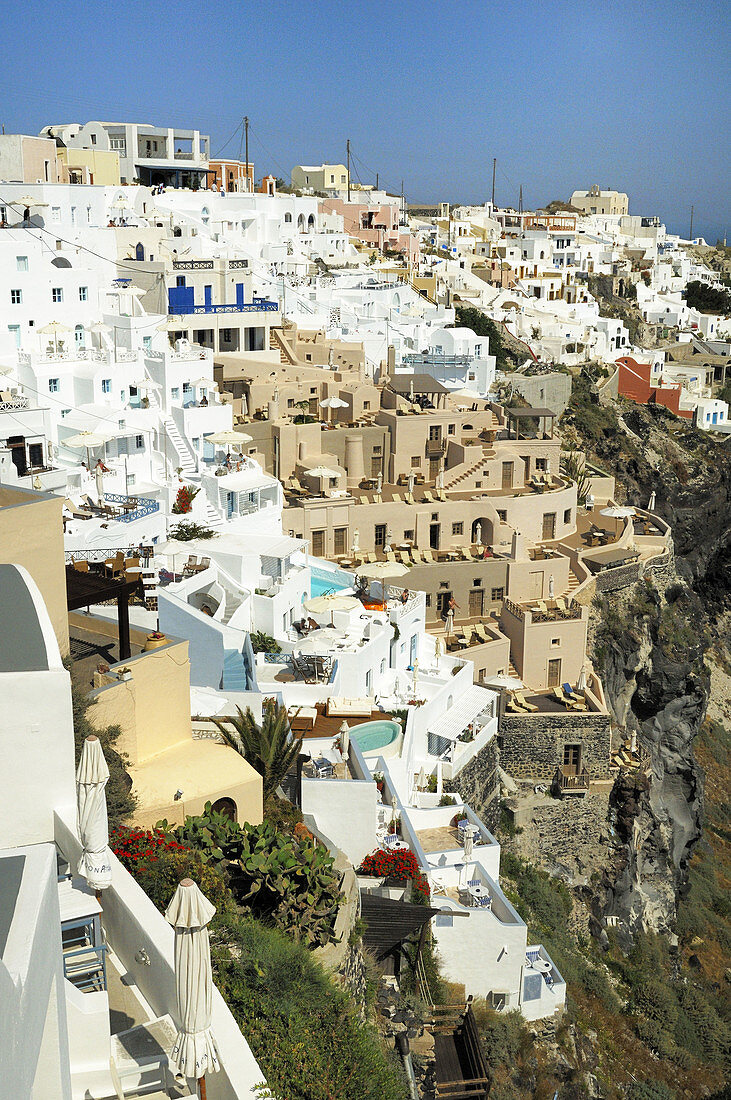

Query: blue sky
[[2, 0, 729, 241]]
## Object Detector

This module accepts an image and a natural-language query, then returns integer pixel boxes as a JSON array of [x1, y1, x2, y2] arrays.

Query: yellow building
[[0, 484, 69, 657], [57, 147, 121, 186], [291, 163, 349, 192], [88, 638, 263, 828]]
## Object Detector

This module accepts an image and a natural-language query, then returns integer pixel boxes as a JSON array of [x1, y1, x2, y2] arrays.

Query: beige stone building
[[569, 185, 629, 217], [291, 163, 349, 193], [0, 484, 69, 657], [87, 638, 263, 829]]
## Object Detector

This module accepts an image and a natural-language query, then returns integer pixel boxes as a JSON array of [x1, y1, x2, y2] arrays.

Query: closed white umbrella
[[445, 608, 454, 636], [417, 766, 426, 790], [434, 635, 444, 661], [475, 522, 482, 547], [436, 467, 445, 491], [376, 471, 383, 493], [76, 735, 112, 892], [165, 879, 220, 1093], [484, 673, 523, 690], [351, 529, 360, 553], [407, 471, 415, 494], [463, 826, 475, 861], [648, 491, 657, 511], [548, 574, 555, 599], [339, 720, 350, 761], [577, 665, 587, 692]]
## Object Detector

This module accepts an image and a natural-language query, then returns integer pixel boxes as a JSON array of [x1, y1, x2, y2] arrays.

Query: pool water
[[310, 574, 350, 598], [350, 719, 401, 753]]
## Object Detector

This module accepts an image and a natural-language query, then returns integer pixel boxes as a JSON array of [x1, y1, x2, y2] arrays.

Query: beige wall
[[22, 136, 60, 183], [58, 148, 120, 185], [89, 640, 192, 764], [0, 486, 69, 656], [499, 602, 588, 689]]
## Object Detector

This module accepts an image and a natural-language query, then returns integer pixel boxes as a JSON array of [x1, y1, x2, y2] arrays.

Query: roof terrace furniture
[[514, 691, 538, 713]]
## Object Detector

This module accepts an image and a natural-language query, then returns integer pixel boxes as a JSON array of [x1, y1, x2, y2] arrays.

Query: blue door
[[410, 634, 418, 665], [227, 492, 236, 518]]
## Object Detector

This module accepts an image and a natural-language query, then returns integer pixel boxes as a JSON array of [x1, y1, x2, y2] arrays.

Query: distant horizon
[[1, 0, 728, 246]]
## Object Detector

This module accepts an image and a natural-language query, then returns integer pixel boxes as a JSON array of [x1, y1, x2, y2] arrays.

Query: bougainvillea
[[172, 484, 200, 514], [359, 848, 430, 903], [110, 825, 187, 869]]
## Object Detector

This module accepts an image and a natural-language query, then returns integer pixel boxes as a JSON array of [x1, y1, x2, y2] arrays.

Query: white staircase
[[163, 416, 196, 475], [205, 500, 224, 528]]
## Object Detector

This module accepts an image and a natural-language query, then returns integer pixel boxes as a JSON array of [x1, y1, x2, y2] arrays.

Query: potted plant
[[143, 631, 168, 652], [373, 771, 385, 796], [116, 666, 133, 681]]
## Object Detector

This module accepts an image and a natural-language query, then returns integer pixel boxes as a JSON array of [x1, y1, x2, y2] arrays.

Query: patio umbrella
[[339, 720, 350, 761], [445, 609, 454, 636], [548, 574, 555, 599], [38, 320, 71, 352], [648, 491, 657, 511], [600, 506, 636, 520], [436, 467, 445, 491], [165, 879, 220, 1094], [434, 635, 444, 660], [407, 471, 415, 494], [305, 465, 339, 479], [18, 194, 49, 207], [417, 766, 426, 790], [351, 529, 360, 553], [303, 593, 360, 616], [376, 471, 383, 493], [319, 396, 348, 423], [295, 627, 343, 654], [463, 826, 475, 861], [359, 560, 408, 579], [475, 522, 483, 547], [76, 735, 112, 893], [190, 376, 213, 389], [412, 659, 419, 696], [206, 430, 252, 449], [157, 538, 189, 576], [130, 377, 162, 391], [64, 429, 114, 469]]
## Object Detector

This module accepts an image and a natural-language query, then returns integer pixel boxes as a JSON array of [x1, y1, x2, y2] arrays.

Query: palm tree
[[213, 699, 303, 801]]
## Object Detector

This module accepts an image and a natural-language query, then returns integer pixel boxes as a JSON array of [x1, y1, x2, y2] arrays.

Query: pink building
[[321, 198, 419, 263]]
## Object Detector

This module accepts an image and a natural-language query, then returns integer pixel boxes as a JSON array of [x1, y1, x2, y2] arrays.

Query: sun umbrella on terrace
[[156, 538, 189, 577], [303, 593, 360, 615], [601, 504, 636, 537], [64, 430, 114, 469], [165, 879, 220, 1097], [76, 735, 113, 894], [18, 195, 49, 208], [358, 560, 408, 579], [206, 430, 252, 451], [305, 465, 340, 479], [38, 320, 71, 353]]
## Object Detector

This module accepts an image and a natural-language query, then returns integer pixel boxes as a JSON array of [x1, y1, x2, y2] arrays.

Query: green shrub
[[630, 978, 679, 1031], [626, 1082, 675, 1100], [127, 845, 233, 916], [264, 794, 303, 833], [211, 913, 407, 1100], [72, 682, 136, 829]]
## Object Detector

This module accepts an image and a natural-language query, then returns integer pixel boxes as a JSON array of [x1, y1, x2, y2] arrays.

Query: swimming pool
[[350, 719, 402, 757], [310, 572, 352, 598]]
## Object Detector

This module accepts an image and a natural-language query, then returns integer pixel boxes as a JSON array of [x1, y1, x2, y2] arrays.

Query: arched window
[[307, 213, 316, 232], [297, 213, 305, 231], [173, 226, 182, 238], [201, 207, 210, 225], [74, 324, 84, 348], [284, 212, 292, 224], [211, 797, 237, 821], [135, 242, 145, 261]]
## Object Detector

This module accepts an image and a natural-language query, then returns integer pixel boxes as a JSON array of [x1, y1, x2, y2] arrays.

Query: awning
[[360, 893, 440, 959]]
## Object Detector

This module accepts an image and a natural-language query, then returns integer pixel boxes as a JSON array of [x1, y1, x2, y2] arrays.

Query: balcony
[[426, 436, 446, 456], [554, 766, 590, 795]]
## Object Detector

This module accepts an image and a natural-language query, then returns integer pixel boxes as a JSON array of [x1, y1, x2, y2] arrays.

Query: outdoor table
[[468, 883, 489, 903], [532, 958, 552, 974], [339, 559, 353, 568]]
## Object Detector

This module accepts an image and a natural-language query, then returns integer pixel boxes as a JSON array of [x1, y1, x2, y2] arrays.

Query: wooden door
[[528, 572, 543, 599], [542, 512, 556, 540], [563, 744, 581, 774], [430, 523, 440, 550], [311, 529, 325, 556], [334, 527, 347, 556], [548, 657, 562, 687], [469, 589, 484, 618], [501, 461, 513, 489]]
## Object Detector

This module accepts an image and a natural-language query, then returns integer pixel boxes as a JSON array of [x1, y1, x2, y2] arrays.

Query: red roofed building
[[615, 356, 693, 419]]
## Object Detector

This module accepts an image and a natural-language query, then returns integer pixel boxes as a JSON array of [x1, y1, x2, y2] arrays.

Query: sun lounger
[[385, 551, 397, 563], [563, 683, 585, 705], [411, 548, 423, 563], [437, 490, 446, 501], [460, 547, 472, 561], [422, 550, 435, 564], [405, 492, 415, 504], [391, 492, 402, 503], [399, 551, 410, 565], [360, 495, 370, 506], [291, 477, 303, 492], [555, 597, 568, 613], [374, 494, 383, 504], [536, 601, 549, 616], [422, 490, 435, 503], [64, 498, 93, 519], [551, 687, 572, 707], [507, 692, 530, 713], [462, 625, 473, 645], [514, 691, 538, 713]]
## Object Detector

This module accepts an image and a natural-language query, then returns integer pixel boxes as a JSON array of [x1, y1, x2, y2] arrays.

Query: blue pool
[[350, 719, 402, 755], [310, 573, 351, 598]]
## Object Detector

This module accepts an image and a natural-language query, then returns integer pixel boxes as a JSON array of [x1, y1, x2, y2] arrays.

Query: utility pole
[[376, 172, 379, 190], [519, 184, 523, 215], [345, 139, 351, 202], [401, 179, 404, 225], [244, 116, 249, 192], [491, 157, 496, 209], [689, 204, 694, 241]]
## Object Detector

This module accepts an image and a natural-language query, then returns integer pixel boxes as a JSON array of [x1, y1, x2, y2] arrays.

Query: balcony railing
[[0, 396, 29, 411], [103, 493, 160, 524], [555, 766, 590, 792], [186, 300, 278, 315]]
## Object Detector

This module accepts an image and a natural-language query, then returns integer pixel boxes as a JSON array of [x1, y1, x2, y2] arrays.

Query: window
[[552, 638, 560, 647], [182, 382, 191, 394], [48, 378, 59, 392], [452, 522, 463, 535], [411, 456, 420, 466], [374, 523, 387, 548], [284, 212, 292, 223], [10, 289, 22, 304], [171, 387, 179, 399], [135, 434, 144, 448], [373, 444, 382, 455], [221, 329, 231, 343], [563, 508, 572, 524], [448, 423, 455, 434], [8, 324, 20, 347], [431, 512, 438, 521], [473, 578, 481, 587], [536, 457, 547, 471], [90, 133, 97, 145], [176, 275, 186, 287], [497, 509, 507, 522], [52, 287, 63, 303], [51, 207, 61, 222], [404, 529, 414, 541], [16, 256, 28, 272], [101, 379, 111, 394], [287, 398, 295, 408], [363, 400, 370, 410], [491, 587, 504, 602], [425, 594, 431, 607], [79, 286, 88, 301]]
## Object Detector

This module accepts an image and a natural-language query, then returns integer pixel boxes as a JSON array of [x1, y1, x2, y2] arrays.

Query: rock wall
[[499, 712, 612, 782], [445, 737, 500, 833]]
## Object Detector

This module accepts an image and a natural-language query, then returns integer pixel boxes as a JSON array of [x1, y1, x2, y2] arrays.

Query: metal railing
[[102, 493, 160, 524], [186, 301, 278, 315]]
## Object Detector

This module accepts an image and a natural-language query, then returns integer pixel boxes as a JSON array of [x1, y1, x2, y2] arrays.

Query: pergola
[[65, 566, 141, 660], [505, 406, 556, 440], [388, 374, 450, 408]]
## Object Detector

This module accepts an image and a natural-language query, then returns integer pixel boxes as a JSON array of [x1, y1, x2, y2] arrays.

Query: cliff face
[[578, 392, 730, 945], [595, 586, 708, 943]]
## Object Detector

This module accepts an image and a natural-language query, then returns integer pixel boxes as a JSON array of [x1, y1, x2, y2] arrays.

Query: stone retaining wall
[[499, 711, 612, 781], [444, 737, 500, 833]]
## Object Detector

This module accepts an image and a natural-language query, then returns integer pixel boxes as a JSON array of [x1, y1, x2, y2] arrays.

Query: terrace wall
[[443, 737, 500, 833]]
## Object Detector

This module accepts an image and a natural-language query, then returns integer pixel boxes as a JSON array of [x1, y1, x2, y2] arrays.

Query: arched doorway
[[135, 242, 145, 261], [211, 797, 237, 821], [307, 213, 316, 233], [297, 213, 305, 232]]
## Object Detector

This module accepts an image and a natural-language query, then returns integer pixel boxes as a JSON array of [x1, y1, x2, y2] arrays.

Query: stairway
[[204, 500, 224, 529], [269, 327, 298, 365], [220, 589, 237, 625], [163, 416, 196, 475], [222, 649, 248, 691], [567, 569, 581, 595], [445, 456, 489, 489]]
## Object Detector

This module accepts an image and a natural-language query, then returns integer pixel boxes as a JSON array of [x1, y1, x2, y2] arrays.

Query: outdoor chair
[[437, 490, 447, 501], [71, 559, 89, 573], [460, 547, 472, 561], [198, 556, 211, 570], [506, 693, 525, 713], [411, 548, 423, 563], [392, 492, 402, 503], [562, 682, 583, 703], [422, 490, 435, 503], [360, 495, 370, 506], [474, 624, 489, 643], [514, 691, 538, 713], [64, 498, 93, 520], [291, 477, 303, 492], [386, 551, 397, 563], [399, 551, 410, 565], [381, 832, 401, 850], [422, 550, 435, 564], [536, 600, 549, 616], [555, 597, 568, 614], [183, 555, 198, 575], [462, 625, 473, 645], [405, 492, 415, 504]]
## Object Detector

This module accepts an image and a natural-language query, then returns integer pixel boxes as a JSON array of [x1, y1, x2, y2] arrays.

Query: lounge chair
[[385, 551, 397, 563], [563, 682, 584, 704], [198, 556, 211, 571], [183, 555, 198, 574], [422, 550, 435, 564], [506, 694, 525, 713], [551, 687, 572, 708], [514, 691, 538, 713], [365, 552, 377, 564], [360, 495, 370, 506], [460, 547, 472, 561], [399, 551, 410, 565], [411, 548, 423, 563], [536, 600, 549, 616], [555, 597, 568, 614], [473, 624, 488, 643], [391, 492, 402, 503], [291, 477, 303, 492], [64, 498, 93, 520], [405, 492, 415, 504], [374, 494, 383, 504], [437, 490, 447, 501], [462, 625, 473, 645]]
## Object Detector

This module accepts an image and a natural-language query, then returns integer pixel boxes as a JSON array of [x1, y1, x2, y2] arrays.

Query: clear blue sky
[[2, 0, 729, 242]]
